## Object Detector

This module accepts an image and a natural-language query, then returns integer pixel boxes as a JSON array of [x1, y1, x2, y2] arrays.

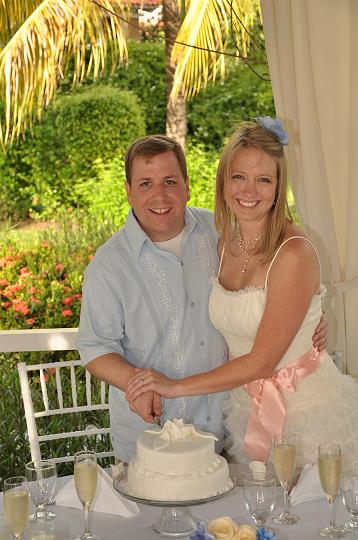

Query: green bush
[[107, 40, 167, 135], [58, 40, 167, 135], [186, 145, 218, 210], [188, 61, 275, 149], [0, 86, 145, 220]]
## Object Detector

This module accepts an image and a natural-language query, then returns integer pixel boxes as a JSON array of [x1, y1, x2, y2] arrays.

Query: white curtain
[[260, 0, 358, 375]]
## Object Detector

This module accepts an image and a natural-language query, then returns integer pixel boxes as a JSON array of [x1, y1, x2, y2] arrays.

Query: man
[[77, 135, 326, 463]]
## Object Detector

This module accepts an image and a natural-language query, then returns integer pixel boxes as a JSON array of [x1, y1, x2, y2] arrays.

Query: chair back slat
[[55, 367, 63, 409], [85, 369, 91, 406], [100, 381, 106, 405], [70, 365, 77, 408], [39, 368, 49, 411]]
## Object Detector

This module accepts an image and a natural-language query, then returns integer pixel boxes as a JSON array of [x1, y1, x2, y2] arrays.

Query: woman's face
[[224, 146, 278, 228]]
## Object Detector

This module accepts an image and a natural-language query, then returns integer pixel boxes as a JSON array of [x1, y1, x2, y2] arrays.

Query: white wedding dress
[[209, 237, 358, 467]]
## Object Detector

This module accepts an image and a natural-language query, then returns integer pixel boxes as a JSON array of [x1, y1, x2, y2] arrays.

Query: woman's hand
[[125, 368, 178, 401], [313, 313, 328, 351]]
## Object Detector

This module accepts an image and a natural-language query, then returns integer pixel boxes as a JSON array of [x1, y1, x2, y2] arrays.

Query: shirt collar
[[124, 207, 201, 259]]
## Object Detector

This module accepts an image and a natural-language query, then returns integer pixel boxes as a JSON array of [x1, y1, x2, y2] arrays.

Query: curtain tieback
[[243, 347, 324, 461]]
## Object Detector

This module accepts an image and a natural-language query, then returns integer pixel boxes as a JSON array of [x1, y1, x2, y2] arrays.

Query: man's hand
[[128, 390, 162, 423], [313, 313, 328, 351]]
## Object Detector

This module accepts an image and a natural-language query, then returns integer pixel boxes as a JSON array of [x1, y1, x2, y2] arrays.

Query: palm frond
[[171, 0, 261, 99], [0, 0, 128, 146], [0, 1, 42, 48]]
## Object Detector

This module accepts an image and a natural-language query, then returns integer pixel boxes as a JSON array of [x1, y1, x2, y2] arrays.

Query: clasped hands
[[126, 369, 175, 423]]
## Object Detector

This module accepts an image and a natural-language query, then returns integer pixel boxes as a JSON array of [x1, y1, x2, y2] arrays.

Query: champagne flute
[[318, 443, 345, 537], [3, 476, 29, 539], [243, 471, 276, 529], [25, 460, 56, 522], [74, 450, 101, 540], [272, 432, 299, 525], [341, 468, 358, 533]]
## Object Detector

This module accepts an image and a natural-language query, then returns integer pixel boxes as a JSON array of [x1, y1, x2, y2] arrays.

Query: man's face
[[126, 151, 190, 242]]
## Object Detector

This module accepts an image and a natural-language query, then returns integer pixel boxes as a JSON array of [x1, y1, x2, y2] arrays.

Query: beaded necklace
[[235, 226, 264, 273]]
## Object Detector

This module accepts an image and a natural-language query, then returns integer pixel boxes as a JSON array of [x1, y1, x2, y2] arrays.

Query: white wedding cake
[[127, 419, 231, 501]]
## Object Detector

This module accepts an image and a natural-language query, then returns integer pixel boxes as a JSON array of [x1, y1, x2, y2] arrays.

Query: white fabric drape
[[260, 0, 358, 375]]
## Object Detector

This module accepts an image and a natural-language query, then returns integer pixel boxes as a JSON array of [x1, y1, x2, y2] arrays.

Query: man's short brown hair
[[124, 135, 187, 184]]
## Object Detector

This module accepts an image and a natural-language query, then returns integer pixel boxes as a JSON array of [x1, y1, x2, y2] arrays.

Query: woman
[[126, 118, 358, 467]]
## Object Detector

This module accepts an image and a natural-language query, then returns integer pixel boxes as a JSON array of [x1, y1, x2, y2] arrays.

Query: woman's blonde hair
[[215, 121, 292, 264]]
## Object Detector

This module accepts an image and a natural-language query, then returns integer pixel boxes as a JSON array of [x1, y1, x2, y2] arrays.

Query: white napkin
[[289, 463, 326, 505], [56, 466, 139, 517]]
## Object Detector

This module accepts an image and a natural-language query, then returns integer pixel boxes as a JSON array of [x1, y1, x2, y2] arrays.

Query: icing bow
[[145, 418, 217, 450]]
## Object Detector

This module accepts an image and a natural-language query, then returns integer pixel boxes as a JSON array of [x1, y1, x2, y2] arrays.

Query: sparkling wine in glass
[[243, 471, 276, 530], [3, 476, 29, 539], [25, 460, 57, 521], [318, 443, 345, 538], [272, 432, 299, 525], [74, 450, 101, 540], [341, 468, 358, 533]]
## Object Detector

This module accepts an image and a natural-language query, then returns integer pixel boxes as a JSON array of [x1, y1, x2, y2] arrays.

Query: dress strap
[[217, 244, 226, 278], [264, 236, 320, 290]]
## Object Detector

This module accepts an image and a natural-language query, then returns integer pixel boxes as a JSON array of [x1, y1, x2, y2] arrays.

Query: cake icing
[[127, 419, 231, 501]]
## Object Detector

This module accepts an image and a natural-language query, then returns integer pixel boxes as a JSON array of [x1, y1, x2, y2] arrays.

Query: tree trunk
[[162, 0, 187, 149]]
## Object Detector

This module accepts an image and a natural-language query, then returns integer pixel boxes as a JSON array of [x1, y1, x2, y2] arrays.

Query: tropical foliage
[[0, 0, 128, 145], [170, 0, 263, 98], [0, 0, 263, 146]]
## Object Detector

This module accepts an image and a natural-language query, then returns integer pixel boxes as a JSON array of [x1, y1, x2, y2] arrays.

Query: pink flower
[[0, 255, 13, 268], [63, 296, 74, 306], [12, 300, 30, 315], [88, 254, 94, 261], [1, 301, 11, 309], [42, 241, 49, 248], [20, 267, 28, 274], [19, 272, 31, 280], [55, 263, 65, 273], [61, 308, 73, 317], [30, 297, 41, 304], [0, 279, 9, 288], [3, 284, 22, 298], [28, 287, 37, 294], [26, 318, 36, 325]]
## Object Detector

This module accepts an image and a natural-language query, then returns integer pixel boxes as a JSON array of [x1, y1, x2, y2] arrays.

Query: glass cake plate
[[113, 470, 238, 537]]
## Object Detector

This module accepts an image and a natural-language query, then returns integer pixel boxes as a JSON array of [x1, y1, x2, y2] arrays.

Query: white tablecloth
[[0, 464, 351, 540]]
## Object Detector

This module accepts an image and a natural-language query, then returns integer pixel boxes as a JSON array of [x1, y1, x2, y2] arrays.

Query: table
[[0, 465, 351, 540]]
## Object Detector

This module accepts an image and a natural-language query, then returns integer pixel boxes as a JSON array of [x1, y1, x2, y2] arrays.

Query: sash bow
[[243, 348, 324, 461]]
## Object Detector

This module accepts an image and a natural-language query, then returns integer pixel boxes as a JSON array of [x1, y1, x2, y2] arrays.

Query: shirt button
[[200, 340, 205, 346], [207, 416, 211, 422], [191, 301, 195, 307]]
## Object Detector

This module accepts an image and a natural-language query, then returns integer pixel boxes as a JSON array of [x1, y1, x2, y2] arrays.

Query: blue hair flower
[[257, 527, 277, 540], [187, 522, 215, 540], [256, 116, 289, 145]]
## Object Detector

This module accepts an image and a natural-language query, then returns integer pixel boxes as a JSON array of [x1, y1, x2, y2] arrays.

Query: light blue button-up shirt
[[77, 207, 228, 461]]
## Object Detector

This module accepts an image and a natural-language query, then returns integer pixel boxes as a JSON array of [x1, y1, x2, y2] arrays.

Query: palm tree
[[0, 0, 261, 147], [0, 0, 128, 146]]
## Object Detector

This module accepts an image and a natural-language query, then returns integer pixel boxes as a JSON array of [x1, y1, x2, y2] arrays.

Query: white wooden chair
[[17, 359, 114, 464]]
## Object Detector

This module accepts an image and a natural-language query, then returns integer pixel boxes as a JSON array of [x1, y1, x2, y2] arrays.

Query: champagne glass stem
[[329, 496, 336, 530], [84, 503, 90, 535], [283, 486, 290, 515]]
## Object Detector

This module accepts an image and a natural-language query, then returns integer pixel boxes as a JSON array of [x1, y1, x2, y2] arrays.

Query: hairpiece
[[256, 116, 289, 145]]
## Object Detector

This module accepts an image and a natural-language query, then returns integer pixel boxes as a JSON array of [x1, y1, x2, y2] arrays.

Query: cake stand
[[113, 471, 237, 537]]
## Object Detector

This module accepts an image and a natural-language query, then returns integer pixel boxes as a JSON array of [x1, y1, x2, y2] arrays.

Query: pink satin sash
[[243, 347, 324, 461]]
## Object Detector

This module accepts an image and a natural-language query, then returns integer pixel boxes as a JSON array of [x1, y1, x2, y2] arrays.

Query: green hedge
[[0, 86, 145, 220]]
